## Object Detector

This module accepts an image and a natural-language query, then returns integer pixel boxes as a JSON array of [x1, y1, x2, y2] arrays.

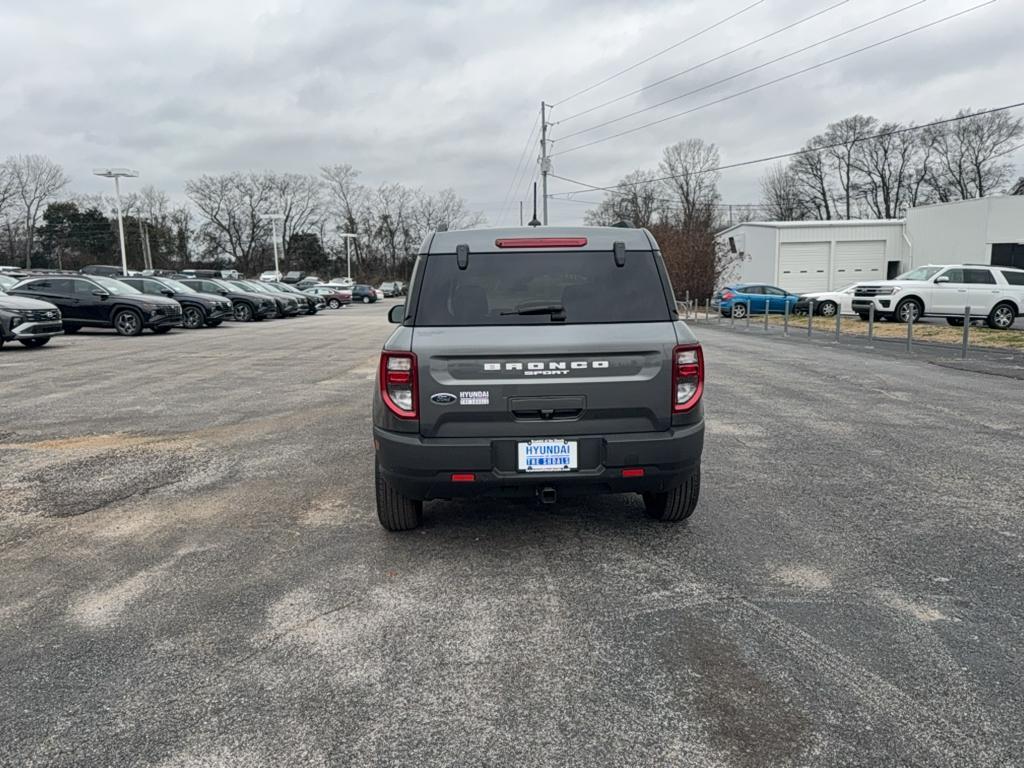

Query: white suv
[[851, 265, 1024, 329]]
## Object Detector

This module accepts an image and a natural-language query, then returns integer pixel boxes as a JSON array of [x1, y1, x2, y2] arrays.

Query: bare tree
[[924, 108, 1024, 200], [789, 137, 835, 220], [583, 169, 664, 229], [414, 188, 485, 235], [851, 123, 922, 219], [321, 163, 369, 264], [822, 115, 877, 219], [759, 163, 806, 221], [7, 154, 70, 266], [659, 139, 720, 229], [271, 173, 325, 261], [1011, 177, 1024, 195], [185, 172, 275, 275]]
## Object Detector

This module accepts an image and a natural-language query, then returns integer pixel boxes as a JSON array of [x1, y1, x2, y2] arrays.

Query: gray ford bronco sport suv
[[372, 226, 705, 531]]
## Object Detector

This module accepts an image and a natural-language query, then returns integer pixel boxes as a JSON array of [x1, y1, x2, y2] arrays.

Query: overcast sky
[[1, 0, 1019, 225]]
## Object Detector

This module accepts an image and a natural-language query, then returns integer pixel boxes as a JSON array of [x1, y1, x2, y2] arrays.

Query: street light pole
[[93, 168, 139, 276], [337, 233, 359, 280], [260, 213, 285, 277]]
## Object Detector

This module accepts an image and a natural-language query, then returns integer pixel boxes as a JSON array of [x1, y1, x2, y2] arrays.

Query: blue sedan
[[712, 284, 800, 318]]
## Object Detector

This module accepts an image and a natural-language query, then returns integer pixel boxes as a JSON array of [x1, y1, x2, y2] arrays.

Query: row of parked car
[[0, 269, 384, 350], [711, 263, 1024, 330]]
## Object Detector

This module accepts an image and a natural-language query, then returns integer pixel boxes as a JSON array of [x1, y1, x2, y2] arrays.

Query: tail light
[[722, 291, 736, 300], [380, 351, 418, 419], [672, 344, 704, 413]]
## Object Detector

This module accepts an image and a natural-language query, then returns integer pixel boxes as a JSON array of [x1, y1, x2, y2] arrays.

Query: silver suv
[[372, 227, 705, 531]]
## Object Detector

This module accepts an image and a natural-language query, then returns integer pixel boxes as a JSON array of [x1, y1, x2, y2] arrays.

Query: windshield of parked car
[[156, 278, 195, 294], [897, 267, 944, 281], [91, 276, 140, 295], [0, 275, 16, 290], [415, 251, 671, 326], [232, 281, 268, 293]]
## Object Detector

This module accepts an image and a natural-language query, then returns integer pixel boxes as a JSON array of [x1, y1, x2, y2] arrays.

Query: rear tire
[[375, 460, 423, 531], [643, 469, 700, 522], [328, 299, 341, 309], [19, 338, 51, 347], [818, 300, 838, 317], [947, 317, 965, 327], [152, 326, 172, 334], [987, 302, 1016, 330], [731, 303, 747, 319], [362, 296, 371, 304]]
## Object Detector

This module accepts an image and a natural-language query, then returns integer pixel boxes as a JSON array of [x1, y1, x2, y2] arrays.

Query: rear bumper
[[374, 422, 704, 501]]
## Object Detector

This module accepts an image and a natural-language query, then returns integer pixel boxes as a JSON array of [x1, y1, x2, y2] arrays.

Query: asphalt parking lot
[[2, 306, 1022, 767]]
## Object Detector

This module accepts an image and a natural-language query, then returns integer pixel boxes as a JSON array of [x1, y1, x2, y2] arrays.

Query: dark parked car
[[0, 292, 63, 349], [120, 276, 234, 329], [177, 277, 278, 321], [80, 264, 134, 277], [230, 280, 303, 317], [304, 285, 352, 308], [9, 274, 182, 336], [266, 281, 325, 314], [352, 284, 378, 304]]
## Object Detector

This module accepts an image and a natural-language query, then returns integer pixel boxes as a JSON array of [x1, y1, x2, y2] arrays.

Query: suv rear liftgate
[[372, 227, 704, 530]]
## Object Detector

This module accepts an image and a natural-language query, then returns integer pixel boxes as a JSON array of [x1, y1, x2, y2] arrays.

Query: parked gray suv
[[372, 227, 705, 531]]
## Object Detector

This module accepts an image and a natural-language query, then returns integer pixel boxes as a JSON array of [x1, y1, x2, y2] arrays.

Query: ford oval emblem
[[430, 392, 457, 405]]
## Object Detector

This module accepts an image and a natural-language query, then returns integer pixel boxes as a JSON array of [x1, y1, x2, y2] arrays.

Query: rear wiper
[[500, 302, 566, 321]]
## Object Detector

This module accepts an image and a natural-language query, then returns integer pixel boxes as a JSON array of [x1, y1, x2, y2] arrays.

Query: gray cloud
[[0, 0, 1019, 225]]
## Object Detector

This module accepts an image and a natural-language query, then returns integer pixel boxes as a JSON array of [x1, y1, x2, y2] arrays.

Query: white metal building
[[718, 195, 1024, 294]]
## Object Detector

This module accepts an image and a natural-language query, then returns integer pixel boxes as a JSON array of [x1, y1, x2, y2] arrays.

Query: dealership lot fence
[[679, 298, 1006, 361]]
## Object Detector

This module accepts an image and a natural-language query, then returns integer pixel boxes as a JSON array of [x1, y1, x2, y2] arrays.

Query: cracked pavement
[[1, 307, 1022, 767]]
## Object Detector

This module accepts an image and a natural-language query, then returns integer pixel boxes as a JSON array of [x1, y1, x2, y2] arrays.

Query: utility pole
[[540, 101, 551, 226]]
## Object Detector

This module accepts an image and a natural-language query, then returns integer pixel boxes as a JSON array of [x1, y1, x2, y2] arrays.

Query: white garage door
[[833, 241, 884, 289], [779, 242, 829, 293]]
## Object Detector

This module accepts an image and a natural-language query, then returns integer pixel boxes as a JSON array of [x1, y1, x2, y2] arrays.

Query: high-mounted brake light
[[380, 351, 418, 419], [672, 344, 704, 413], [494, 237, 588, 249]]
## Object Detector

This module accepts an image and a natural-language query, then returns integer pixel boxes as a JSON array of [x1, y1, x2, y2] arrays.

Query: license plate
[[517, 439, 578, 473]]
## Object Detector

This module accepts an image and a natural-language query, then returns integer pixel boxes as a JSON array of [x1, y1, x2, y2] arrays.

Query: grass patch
[[688, 312, 1024, 351]]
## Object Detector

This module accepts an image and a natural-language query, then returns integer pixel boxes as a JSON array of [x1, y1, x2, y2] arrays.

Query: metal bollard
[[784, 300, 790, 336], [867, 304, 874, 341], [745, 302, 751, 330], [731, 306, 736, 327], [961, 305, 971, 360], [807, 300, 815, 337], [834, 309, 841, 341], [905, 311, 913, 354], [706, 298, 711, 321], [764, 305, 770, 331]]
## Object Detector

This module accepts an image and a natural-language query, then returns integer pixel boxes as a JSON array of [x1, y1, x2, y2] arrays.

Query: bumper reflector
[[451, 473, 476, 483], [621, 468, 645, 478]]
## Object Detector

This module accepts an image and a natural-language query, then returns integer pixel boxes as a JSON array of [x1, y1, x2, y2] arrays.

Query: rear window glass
[[414, 250, 670, 326], [1000, 270, 1024, 286]]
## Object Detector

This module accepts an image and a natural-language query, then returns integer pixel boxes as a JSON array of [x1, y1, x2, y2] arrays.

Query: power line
[[552, 0, 998, 157], [548, 101, 1024, 193], [497, 114, 541, 225], [552, 0, 767, 107], [555, 0, 854, 126]]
